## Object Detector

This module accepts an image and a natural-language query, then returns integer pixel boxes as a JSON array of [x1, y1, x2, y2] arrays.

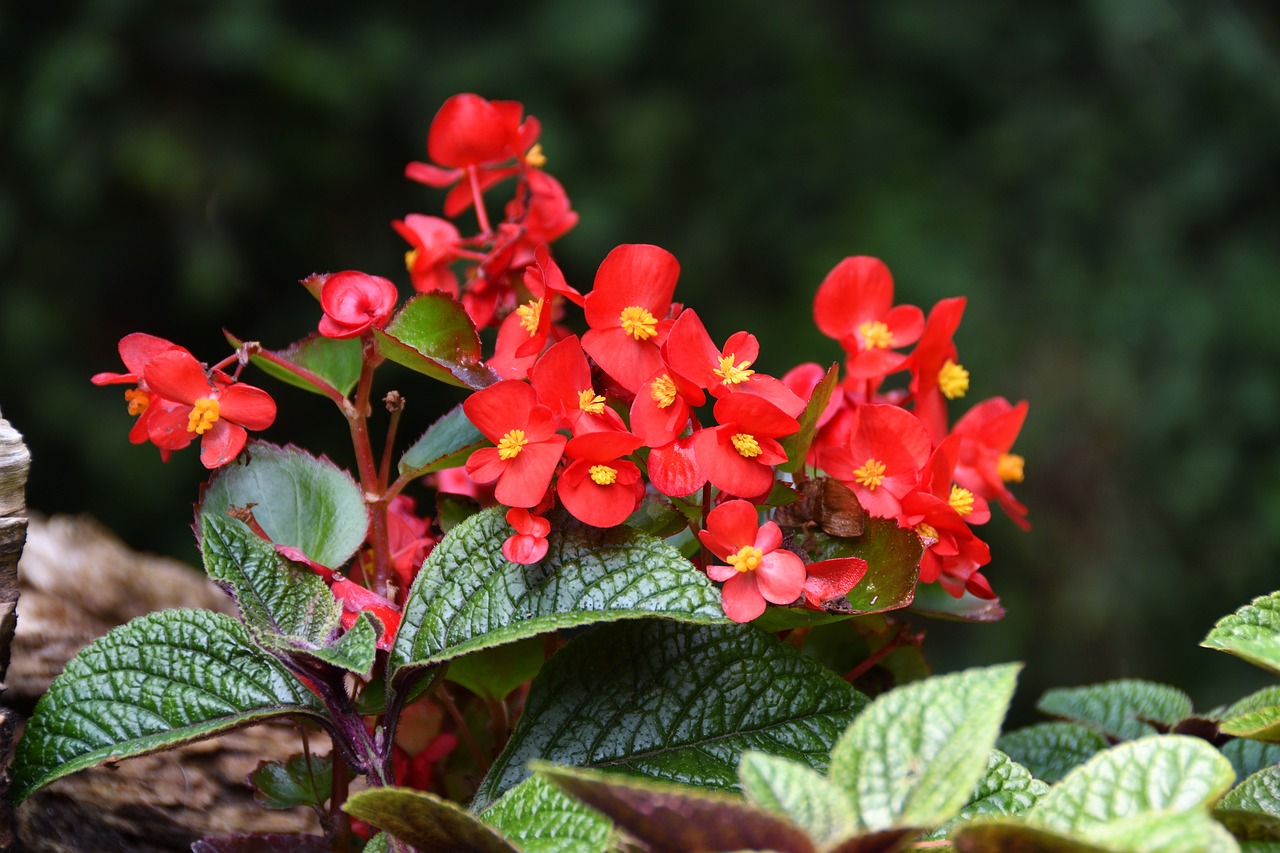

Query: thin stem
[[330, 746, 352, 853], [843, 622, 922, 683], [379, 391, 405, 492], [348, 333, 394, 597], [437, 682, 486, 772], [240, 341, 349, 409], [468, 166, 492, 235]]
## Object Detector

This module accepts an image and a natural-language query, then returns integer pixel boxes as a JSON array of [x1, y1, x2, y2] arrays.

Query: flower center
[[949, 485, 975, 516], [937, 359, 969, 399], [516, 298, 543, 335], [497, 429, 527, 460], [916, 522, 939, 544], [650, 374, 678, 408], [714, 354, 755, 385], [619, 306, 658, 341], [525, 144, 547, 168], [578, 389, 606, 414], [726, 545, 764, 573], [404, 248, 420, 272], [858, 320, 894, 349], [187, 397, 220, 435], [589, 464, 617, 485], [731, 433, 761, 458], [125, 388, 151, 416], [997, 453, 1025, 483], [853, 458, 886, 490]]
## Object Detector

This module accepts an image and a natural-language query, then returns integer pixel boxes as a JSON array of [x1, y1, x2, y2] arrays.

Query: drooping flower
[[950, 397, 1030, 530], [813, 257, 924, 380], [502, 507, 551, 564], [907, 297, 968, 443], [692, 393, 799, 499], [557, 429, 646, 528], [491, 250, 585, 380], [463, 380, 567, 508], [142, 349, 277, 468], [393, 215, 461, 296], [699, 500, 806, 623], [581, 244, 681, 394], [819, 403, 931, 520], [91, 333, 189, 458], [318, 271, 399, 339]]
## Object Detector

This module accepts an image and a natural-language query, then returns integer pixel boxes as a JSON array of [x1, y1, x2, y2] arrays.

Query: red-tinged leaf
[[375, 292, 498, 389], [226, 330, 362, 398], [794, 517, 922, 615], [780, 363, 840, 473], [536, 763, 816, 853], [343, 787, 519, 853]]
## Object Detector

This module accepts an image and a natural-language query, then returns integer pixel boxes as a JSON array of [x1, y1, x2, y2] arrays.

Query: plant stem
[[348, 333, 394, 597]]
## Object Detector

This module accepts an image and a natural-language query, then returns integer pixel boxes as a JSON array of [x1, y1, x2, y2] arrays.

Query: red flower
[[505, 169, 579, 248], [581, 244, 681, 394], [813, 257, 923, 380], [463, 380, 567, 508], [502, 507, 551, 564], [386, 495, 437, 591], [558, 429, 645, 528], [393, 215, 461, 296], [692, 393, 798, 499], [908, 297, 968, 443], [142, 350, 277, 468], [951, 397, 1030, 530], [491, 250, 586, 381], [530, 336, 626, 433], [699, 500, 806, 623], [819, 403, 930, 520], [91, 333, 189, 458], [317, 271, 399, 339]]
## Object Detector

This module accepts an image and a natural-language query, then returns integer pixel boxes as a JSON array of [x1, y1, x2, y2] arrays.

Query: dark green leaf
[[11, 609, 326, 803], [996, 723, 1110, 783], [537, 763, 817, 853], [227, 330, 363, 398], [910, 583, 1006, 622], [922, 750, 1049, 841], [343, 787, 519, 852], [199, 441, 368, 571], [1224, 738, 1280, 781], [794, 517, 922, 614], [624, 494, 690, 539], [374, 292, 497, 389], [445, 637, 544, 703], [779, 363, 839, 474], [480, 776, 616, 853], [1203, 591, 1280, 676], [250, 752, 333, 810], [1036, 680, 1193, 741], [399, 403, 488, 479], [390, 507, 725, 680], [473, 620, 868, 810]]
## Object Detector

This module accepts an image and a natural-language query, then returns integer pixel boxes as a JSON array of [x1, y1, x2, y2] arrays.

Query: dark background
[[4, 0, 1280, 721]]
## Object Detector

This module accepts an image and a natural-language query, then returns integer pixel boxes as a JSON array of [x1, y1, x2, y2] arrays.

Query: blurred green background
[[3, 1, 1280, 720]]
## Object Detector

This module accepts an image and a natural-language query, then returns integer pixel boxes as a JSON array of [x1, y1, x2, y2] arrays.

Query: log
[[0, 408, 31, 853]]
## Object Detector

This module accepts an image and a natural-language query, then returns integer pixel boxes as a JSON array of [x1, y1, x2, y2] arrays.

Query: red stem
[[348, 334, 394, 597], [468, 166, 492, 235]]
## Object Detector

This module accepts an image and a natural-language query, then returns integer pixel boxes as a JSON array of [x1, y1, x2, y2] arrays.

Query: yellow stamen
[[497, 429, 527, 461], [516, 298, 543, 336], [619, 306, 658, 341], [187, 397, 220, 435], [589, 464, 617, 485], [731, 433, 761, 458], [404, 248, 420, 272], [949, 485, 975, 516], [650, 374, 678, 408], [853, 458, 886, 491], [125, 388, 150, 416], [997, 453, 1025, 483], [525, 144, 547, 169], [937, 359, 970, 400], [858, 320, 894, 349], [726, 545, 764, 573], [578, 389, 606, 415], [917, 522, 939, 544], [714, 354, 755, 385]]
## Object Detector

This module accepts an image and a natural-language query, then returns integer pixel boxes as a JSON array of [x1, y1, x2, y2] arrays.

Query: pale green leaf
[[738, 750, 858, 847], [1223, 738, 1280, 781], [398, 402, 487, 479], [997, 722, 1112, 782], [11, 609, 326, 802], [1036, 680, 1193, 741], [343, 787, 518, 852], [1215, 766, 1280, 841], [923, 749, 1049, 840], [1221, 687, 1280, 742], [1203, 591, 1280, 676], [828, 662, 1020, 832], [480, 776, 616, 853]]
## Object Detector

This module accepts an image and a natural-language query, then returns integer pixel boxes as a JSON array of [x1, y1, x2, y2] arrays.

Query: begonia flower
[[558, 430, 646, 528], [143, 350, 277, 468], [92, 333, 189, 459], [318, 271, 399, 339], [819, 403, 930, 520], [699, 500, 806, 623], [502, 507, 551, 564], [582, 244, 681, 394], [813, 256, 924, 380], [950, 397, 1030, 530], [463, 380, 567, 508], [393, 215, 461, 296], [692, 393, 798, 499], [908, 297, 968, 443], [530, 336, 625, 433], [386, 495, 437, 590]]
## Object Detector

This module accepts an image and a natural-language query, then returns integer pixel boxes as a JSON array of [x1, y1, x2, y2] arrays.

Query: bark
[[0, 409, 31, 853]]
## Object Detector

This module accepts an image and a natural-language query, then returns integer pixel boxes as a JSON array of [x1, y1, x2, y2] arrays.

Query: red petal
[[463, 380, 539, 442], [199, 421, 247, 468], [647, 436, 705, 498], [704, 500, 761, 551], [813, 256, 893, 341], [719, 573, 766, 623], [218, 384, 277, 431], [755, 549, 807, 604], [493, 435, 566, 508], [582, 244, 680, 330], [144, 350, 213, 404]]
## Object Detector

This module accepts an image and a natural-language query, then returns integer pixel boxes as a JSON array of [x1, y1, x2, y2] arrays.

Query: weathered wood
[[1, 408, 31, 853], [8, 516, 322, 849]]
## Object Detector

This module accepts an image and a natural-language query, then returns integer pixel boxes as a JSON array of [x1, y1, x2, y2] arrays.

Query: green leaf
[[738, 751, 859, 847], [536, 763, 818, 853], [343, 787, 519, 852], [199, 441, 368, 571], [1203, 591, 1280, 676], [390, 507, 726, 679], [399, 402, 488, 479], [1036, 680, 1193, 741], [445, 637, 544, 703], [1216, 766, 1280, 841], [624, 494, 690, 539], [250, 752, 333, 810], [1224, 738, 1280, 781], [11, 609, 326, 803], [228, 330, 363, 398], [910, 583, 1006, 623], [996, 722, 1111, 783], [828, 663, 1021, 832], [955, 812, 1240, 853], [480, 776, 616, 853], [473, 620, 869, 810], [1221, 687, 1280, 742], [922, 750, 1049, 841], [779, 363, 839, 474], [200, 515, 377, 677], [794, 517, 922, 614], [1022, 734, 1235, 835], [374, 292, 497, 389]]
